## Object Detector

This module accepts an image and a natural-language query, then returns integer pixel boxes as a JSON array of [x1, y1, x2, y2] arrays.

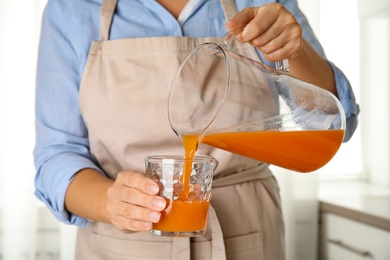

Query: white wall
[[358, 0, 390, 186], [300, 0, 364, 179]]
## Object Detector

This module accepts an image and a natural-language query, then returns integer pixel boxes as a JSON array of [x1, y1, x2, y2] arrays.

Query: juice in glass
[[146, 154, 214, 237]]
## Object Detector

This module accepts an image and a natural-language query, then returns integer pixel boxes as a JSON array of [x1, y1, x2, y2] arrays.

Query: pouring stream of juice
[[153, 135, 207, 232], [180, 134, 198, 196], [154, 129, 343, 232]]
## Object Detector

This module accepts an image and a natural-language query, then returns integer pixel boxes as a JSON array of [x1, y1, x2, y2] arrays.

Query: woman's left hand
[[225, 3, 303, 62]]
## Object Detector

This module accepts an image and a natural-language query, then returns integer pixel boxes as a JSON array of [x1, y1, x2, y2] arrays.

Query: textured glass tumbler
[[145, 155, 216, 237]]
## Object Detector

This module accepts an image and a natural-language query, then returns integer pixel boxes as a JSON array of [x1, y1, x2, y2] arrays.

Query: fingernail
[[143, 222, 152, 229], [241, 27, 249, 38], [147, 183, 159, 194], [153, 198, 166, 210], [149, 211, 161, 222]]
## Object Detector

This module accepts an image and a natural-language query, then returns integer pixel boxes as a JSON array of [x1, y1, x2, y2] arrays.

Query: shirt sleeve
[[275, 0, 360, 142], [34, 0, 103, 226]]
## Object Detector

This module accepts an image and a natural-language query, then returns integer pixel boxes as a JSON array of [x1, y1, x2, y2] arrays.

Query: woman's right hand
[[106, 171, 167, 232]]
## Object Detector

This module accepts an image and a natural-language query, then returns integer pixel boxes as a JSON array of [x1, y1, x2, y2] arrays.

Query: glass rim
[[145, 155, 216, 163]]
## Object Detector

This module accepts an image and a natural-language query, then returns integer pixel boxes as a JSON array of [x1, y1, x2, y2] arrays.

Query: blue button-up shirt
[[34, 0, 360, 226]]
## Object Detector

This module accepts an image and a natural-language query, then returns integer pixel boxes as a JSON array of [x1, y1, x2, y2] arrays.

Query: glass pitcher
[[168, 33, 346, 173]]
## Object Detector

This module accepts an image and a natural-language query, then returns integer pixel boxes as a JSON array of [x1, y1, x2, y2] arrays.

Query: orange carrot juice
[[153, 135, 211, 233], [200, 129, 344, 173], [153, 199, 210, 232], [154, 129, 343, 233]]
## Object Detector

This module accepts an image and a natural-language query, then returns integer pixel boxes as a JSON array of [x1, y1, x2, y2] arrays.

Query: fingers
[[106, 171, 167, 232], [108, 180, 166, 211], [261, 33, 303, 61], [253, 23, 303, 61], [108, 198, 163, 232], [225, 3, 303, 61], [112, 215, 154, 233], [117, 170, 160, 195], [225, 7, 258, 35], [235, 5, 282, 42]]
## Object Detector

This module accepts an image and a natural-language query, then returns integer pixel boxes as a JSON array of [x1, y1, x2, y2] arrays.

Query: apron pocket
[[91, 232, 173, 260], [224, 231, 264, 260]]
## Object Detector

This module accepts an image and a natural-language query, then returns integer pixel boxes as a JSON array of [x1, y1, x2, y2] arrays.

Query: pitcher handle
[[275, 59, 289, 73], [220, 32, 290, 73]]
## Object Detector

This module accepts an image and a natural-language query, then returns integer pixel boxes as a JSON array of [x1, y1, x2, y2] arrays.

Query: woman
[[34, 0, 359, 259]]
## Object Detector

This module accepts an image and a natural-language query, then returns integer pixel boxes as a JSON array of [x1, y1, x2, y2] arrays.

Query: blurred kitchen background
[[0, 0, 389, 259]]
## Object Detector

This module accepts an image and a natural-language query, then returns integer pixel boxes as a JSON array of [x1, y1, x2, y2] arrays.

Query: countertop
[[318, 180, 390, 232]]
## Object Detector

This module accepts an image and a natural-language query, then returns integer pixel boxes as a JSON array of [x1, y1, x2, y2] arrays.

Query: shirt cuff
[[34, 153, 105, 227]]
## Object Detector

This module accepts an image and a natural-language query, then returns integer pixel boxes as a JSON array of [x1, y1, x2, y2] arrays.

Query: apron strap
[[100, 0, 118, 41], [170, 205, 225, 260], [173, 237, 190, 260], [209, 206, 226, 260], [220, 0, 239, 20], [219, 0, 263, 66], [100, 0, 238, 41]]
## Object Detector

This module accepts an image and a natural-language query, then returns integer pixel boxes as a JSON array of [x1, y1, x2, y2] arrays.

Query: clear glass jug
[[168, 33, 346, 173]]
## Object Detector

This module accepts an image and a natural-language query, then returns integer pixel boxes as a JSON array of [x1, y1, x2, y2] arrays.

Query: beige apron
[[77, 0, 285, 259]]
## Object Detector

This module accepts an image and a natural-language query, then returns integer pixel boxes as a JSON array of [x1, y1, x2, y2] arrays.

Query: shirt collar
[[177, 0, 203, 25]]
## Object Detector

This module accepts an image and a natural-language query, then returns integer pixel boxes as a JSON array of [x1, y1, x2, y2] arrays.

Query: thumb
[[225, 7, 257, 35]]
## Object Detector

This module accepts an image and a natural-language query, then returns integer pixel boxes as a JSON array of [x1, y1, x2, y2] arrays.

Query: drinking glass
[[145, 155, 216, 237]]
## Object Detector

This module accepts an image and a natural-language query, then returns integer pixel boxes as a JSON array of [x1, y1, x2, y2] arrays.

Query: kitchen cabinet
[[320, 213, 390, 259], [318, 180, 390, 260]]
